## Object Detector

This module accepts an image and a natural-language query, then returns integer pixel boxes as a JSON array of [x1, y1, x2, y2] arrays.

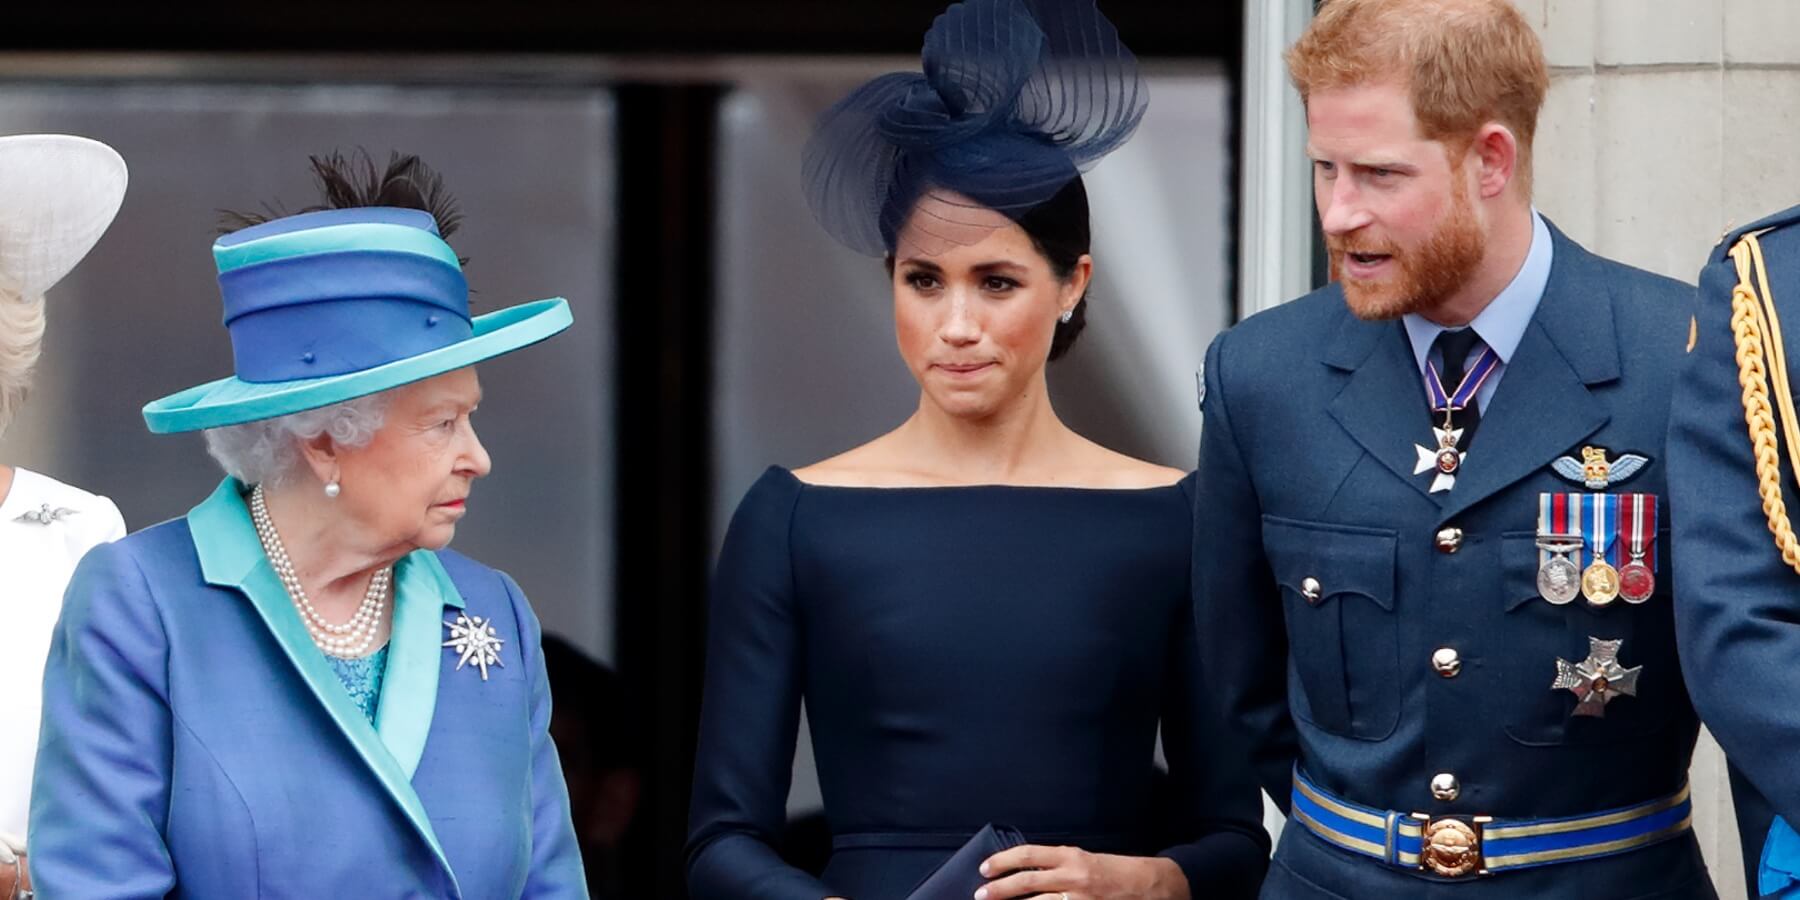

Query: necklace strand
[[250, 484, 391, 658]]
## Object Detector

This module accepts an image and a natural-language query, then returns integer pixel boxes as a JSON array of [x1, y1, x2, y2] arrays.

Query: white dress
[[0, 468, 123, 840]]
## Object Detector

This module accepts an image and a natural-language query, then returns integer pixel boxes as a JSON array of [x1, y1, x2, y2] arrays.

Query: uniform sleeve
[[27, 541, 176, 898], [686, 473, 833, 900], [1669, 249, 1800, 824], [1156, 497, 1272, 897], [501, 572, 591, 898], [1192, 331, 1298, 810]]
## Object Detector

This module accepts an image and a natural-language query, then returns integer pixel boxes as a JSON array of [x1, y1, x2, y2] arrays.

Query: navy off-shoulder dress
[[687, 467, 1270, 899]]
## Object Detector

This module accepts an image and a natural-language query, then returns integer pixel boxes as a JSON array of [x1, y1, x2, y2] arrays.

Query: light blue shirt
[[1402, 210, 1554, 413]]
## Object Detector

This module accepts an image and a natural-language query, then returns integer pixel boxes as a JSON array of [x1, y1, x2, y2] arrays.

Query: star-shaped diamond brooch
[[443, 613, 506, 681], [1552, 636, 1642, 717]]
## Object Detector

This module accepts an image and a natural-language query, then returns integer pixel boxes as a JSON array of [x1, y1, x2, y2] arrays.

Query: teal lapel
[[376, 550, 464, 780], [187, 480, 459, 887]]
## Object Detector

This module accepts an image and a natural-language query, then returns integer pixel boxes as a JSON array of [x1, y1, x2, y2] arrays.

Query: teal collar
[[188, 478, 463, 888], [378, 549, 461, 779]]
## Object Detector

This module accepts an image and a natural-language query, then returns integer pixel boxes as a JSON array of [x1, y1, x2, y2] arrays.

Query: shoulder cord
[[1731, 230, 1800, 574]]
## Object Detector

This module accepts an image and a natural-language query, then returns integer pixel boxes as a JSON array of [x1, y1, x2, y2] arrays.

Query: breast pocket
[[1262, 515, 1399, 741], [1498, 530, 1673, 746]]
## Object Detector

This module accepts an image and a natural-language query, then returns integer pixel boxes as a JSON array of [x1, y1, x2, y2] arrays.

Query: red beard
[[1328, 183, 1485, 322]]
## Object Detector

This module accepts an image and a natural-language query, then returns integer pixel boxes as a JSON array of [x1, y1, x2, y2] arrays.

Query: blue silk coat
[[28, 479, 586, 898]]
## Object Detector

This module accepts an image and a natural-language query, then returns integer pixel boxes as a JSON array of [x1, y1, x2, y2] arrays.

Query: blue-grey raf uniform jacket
[[1669, 204, 1800, 898], [1195, 222, 1714, 898]]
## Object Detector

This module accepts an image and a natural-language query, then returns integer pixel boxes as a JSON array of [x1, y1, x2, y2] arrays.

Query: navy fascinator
[[802, 0, 1147, 256]]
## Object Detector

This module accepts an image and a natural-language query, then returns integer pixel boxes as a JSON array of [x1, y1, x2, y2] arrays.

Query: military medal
[[1579, 493, 1621, 606], [1552, 636, 1643, 717], [1536, 492, 1584, 605], [1412, 343, 1499, 493], [1413, 425, 1465, 493], [1617, 493, 1658, 604]]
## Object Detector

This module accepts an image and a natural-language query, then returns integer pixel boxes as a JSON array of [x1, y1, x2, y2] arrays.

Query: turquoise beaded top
[[325, 644, 391, 725]]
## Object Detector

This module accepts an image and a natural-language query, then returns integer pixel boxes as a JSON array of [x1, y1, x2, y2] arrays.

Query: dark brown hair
[[1016, 177, 1092, 362]]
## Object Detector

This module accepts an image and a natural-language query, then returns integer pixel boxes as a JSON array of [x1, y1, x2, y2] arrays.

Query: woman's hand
[[974, 845, 1187, 900]]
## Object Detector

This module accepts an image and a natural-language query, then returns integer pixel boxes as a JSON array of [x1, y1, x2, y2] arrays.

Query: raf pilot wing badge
[[1552, 445, 1650, 490]]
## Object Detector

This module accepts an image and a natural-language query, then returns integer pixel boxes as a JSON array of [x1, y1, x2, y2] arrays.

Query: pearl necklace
[[250, 484, 391, 658]]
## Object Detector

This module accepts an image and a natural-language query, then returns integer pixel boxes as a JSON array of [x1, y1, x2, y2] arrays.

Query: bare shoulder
[[1069, 440, 1187, 489]]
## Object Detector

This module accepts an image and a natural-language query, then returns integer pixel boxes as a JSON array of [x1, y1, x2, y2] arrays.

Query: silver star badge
[[13, 503, 77, 526], [1412, 426, 1465, 493], [443, 613, 506, 681], [1552, 637, 1642, 717]]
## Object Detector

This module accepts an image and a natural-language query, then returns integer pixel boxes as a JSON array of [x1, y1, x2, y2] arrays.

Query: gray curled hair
[[203, 392, 392, 486], [0, 291, 47, 440]]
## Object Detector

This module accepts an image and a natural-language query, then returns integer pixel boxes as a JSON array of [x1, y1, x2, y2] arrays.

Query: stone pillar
[[1518, 2, 1800, 896]]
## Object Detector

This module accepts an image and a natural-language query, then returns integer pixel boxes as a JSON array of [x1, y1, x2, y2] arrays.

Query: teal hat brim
[[142, 298, 572, 434]]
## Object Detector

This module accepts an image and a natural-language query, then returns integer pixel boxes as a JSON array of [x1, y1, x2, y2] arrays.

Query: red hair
[[1288, 0, 1550, 193]]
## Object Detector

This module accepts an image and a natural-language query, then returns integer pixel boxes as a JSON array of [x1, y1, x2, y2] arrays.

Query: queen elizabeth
[[27, 154, 587, 898]]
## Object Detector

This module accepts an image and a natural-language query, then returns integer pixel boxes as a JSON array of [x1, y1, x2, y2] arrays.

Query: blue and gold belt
[[1290, 768, 1693, 878]]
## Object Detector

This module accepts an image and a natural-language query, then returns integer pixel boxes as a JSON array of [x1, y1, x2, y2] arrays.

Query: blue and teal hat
[[142, 207, 571, 433]]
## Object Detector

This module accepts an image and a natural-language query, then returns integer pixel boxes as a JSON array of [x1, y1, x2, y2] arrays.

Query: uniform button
[[1432, 647, 1462, 678], [1435, 526, 1464, 554], [1301, 577, 1322, 604], [1432, 773, 1460, 802]]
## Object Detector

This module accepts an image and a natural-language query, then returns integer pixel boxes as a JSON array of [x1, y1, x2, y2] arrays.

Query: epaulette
[[1712, 202, 1800, 264]]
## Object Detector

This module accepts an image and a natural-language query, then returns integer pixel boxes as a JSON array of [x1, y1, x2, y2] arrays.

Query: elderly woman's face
[[335, 367, 490, 553]]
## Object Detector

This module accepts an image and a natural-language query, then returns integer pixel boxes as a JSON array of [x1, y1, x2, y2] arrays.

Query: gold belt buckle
[[1410, 813, 1492, 878]]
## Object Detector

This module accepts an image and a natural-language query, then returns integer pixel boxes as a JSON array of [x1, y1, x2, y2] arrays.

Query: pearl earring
[[324, 480, 341, 499], [1059, 308, 1074, 324]]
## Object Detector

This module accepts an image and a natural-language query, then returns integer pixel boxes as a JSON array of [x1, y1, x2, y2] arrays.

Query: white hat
[[0, 134, 127, 302]]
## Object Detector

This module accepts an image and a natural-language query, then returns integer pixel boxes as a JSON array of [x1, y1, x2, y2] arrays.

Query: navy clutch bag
[[904, 824, 1027, 900]]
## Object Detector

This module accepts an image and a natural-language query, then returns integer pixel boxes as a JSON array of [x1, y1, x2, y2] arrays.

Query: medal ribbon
[[1539, 493, 1552, 569], [1617, 493, 1660, 571], [1540, 493, 1569, 561], [1584, 492, 1620, 565], [1538, 492, 1578, 568], [1424, 342, 1502, 416]]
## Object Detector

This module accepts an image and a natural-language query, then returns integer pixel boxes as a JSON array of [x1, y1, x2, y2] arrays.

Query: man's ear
[[1470, 122, 1519, 200]]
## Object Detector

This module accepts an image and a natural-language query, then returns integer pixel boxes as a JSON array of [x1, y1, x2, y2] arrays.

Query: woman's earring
[[324, 480, 342, 499], [1059, 308, 1074, 324]]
